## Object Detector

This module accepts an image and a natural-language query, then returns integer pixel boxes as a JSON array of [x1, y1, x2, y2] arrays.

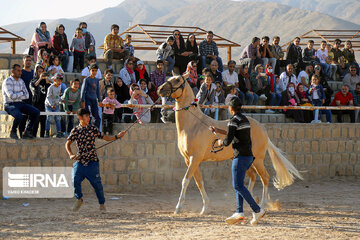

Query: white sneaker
[[265, 109, 275, 114], [250, 208, 265, 225], [311, 120, 322, 124], [225, 212, 245, 225], [259, 94, 267, 101]]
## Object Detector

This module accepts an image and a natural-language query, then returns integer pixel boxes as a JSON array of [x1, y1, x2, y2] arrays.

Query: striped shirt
[[199, 40, 219, 57], [124, 43, 134, 56], [2, 76, 29, 104], [223, 112, 253, 157]]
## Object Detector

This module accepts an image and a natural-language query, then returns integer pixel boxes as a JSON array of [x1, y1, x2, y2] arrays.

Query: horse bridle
[[164, 76, 186, 99]]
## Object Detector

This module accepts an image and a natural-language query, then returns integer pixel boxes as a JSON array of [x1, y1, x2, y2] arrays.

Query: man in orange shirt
[[103, 24, 129, 69]]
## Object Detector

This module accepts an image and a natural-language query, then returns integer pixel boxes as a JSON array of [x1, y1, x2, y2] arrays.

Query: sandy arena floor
[[1, 178, 359, 240]]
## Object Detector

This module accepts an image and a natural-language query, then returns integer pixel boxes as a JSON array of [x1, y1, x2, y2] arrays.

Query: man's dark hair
[[23, 55, 32, 61], [156, 60, 164, 65], [321, 40, 327, 44], [79, 22, 87, 28], [89, 63, 99, 70], [111, 24, 119, 30], [273, 36, 280, 41], [262, 36, 270, 42], [70, 78, 80, 84], [12, 64, 21, 70], [228, 60, 236, 66], [295, 37, 301, 41], [252, 37, 260, 44], [105, 69, 114, 75], [308, 40, 314, 44], [202, 67, 211, 75], [125, 34, 131, 38], [87, 55, 97, 62], [77, 108, 90, 116], [335, 39, 342, 44], [207, 31, 214, 35], [76, 27, 82, 32]]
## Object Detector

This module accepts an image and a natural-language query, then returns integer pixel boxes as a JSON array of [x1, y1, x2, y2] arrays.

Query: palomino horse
[[157, 74, 303, 215]]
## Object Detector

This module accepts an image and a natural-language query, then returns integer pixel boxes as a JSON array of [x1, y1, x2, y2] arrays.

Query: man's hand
[[117, 131, 126, 139], [69, 154, 77, 160], [217, 139, 223, 146], [98, 102, 104, 107]]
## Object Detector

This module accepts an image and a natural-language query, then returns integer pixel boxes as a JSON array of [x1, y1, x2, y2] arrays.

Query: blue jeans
[[59, 51, 72, 72], [201, 55, 223, 72], [4, 102, 40, 133], [268, 92, 282, 106], [312, 99, 332, 122], [166, 56, 175, 72], [45, 105, 61, 132], [72, 161, 105, 204], [85, 98, 100, 128], [245, 92, 259, 105], [232, 155, 260, 213]]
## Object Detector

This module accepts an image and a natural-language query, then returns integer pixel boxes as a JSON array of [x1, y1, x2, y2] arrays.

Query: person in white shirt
[[81, 55, 102, 80], [316, 41, 332, 78], [279, 64, 299, 92], [222, 60, 239, 87], [297, 63, 313, 92]]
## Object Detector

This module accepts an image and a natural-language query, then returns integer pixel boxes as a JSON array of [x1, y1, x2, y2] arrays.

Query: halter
[[164, 76, 186, 99]]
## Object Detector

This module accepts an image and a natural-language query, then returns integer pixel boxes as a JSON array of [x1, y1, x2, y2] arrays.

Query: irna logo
[[8, 172, 69, 188]]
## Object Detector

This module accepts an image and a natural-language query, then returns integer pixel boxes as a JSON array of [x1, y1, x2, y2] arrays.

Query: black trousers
[[102, 113, 114, 134], [332, 110, 355, 123]]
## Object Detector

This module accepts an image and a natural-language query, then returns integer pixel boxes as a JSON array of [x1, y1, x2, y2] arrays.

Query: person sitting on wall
[[199, 31, 223, 72], [103, 24, 129, 69]]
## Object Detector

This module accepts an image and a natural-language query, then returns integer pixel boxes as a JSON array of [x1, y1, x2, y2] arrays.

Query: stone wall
[[0, 123, 359, 192]]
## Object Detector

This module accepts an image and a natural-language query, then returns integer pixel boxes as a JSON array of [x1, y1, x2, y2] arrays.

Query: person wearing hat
[[156, 36, 175, 76], [209, 96, 265, 225], [45, 73, 65, 138]]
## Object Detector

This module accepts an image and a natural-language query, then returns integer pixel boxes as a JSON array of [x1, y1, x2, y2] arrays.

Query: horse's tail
[[267, 138, 303, 190]]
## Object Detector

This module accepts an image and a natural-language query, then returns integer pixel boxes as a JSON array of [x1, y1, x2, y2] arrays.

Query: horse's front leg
[[174, 155, 200, 214]]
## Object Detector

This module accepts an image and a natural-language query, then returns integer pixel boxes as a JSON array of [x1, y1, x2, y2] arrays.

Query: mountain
[[1, 0, 359, 61], [236, 0, 360, 25]]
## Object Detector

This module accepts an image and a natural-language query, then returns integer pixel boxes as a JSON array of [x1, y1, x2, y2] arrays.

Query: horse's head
[[157, 72, 190, 99]]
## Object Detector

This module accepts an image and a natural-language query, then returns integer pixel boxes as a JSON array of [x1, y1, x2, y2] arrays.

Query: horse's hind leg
[[246, 165, 257, 195], [193, 167, 209, 215], [252, 156, 270, 209], [174, 156, 200, 214]]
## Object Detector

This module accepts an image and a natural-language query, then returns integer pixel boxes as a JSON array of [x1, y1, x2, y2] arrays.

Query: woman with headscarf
[[172, 30, 191, 74], [280, 82, 304, 122], [265, 64, 281, 113], [114, 77, 131, 122], [119, 59, 136, 86], [296, 83, 313, 123], [30, 22, 52, 62], [185, 33, 199, 63], [129, 83, 153, 124], [185, 61, 198, 93], [35, 48, 50, 71], [52, 24, 71, 71]]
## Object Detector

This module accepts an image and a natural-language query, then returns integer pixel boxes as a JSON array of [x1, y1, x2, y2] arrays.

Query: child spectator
[[326, 43, 338, 81], [70, 28, 86, 72], [138, 79, 149, 94], [80, 63, 101, 128], [79, 22, 96, 58], [313, 64, 333, 105], [302, 40, 319, 65], [330, 84, 355, 123], [296, 83, 313, 123], [150, 60, 166, 88], [62, 79, 81, 135], [99, 69, 114, 101], [308, 75, 332, 123], [265, 64, 281, 114], [280, 82, 304, 123], [45, 73, 65, 138], [156, 36, 175, 76], [214, 81, 227, 120], [103, 24, 129, 69], [35, 48, 49, 70], [81, 56, 102, 80], [129, 83, 154, 124], [48, 55, 65, 76], [196, 73, 216, 116], [225, 85, 238, 105], [102, 88, 122, 134], [124, 34, 135, 58]]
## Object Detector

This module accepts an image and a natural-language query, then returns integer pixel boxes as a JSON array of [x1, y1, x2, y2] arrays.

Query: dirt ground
[[1, 178, 359, 240]]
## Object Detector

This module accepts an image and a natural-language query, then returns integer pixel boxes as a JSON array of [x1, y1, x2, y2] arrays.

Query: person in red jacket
[[52, 24, 71, 72], [331, 84, 355, 122]]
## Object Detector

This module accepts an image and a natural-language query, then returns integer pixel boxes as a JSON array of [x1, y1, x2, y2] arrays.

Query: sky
[[0, 0, 124, 26]]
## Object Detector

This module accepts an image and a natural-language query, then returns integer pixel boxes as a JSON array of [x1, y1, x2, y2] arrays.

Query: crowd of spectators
[[2, 22, 360, 139]]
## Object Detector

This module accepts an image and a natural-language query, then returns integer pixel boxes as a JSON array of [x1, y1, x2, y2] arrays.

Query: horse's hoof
[[174, 207, 182, 214], [200, 205, 207, 215]]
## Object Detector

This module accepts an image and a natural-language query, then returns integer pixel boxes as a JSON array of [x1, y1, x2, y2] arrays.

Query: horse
[[157, 73, 303, 215]]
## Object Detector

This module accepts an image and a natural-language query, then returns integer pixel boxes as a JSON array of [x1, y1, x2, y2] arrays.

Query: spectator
[[102, 88, 121, 134], [129, 83, 153, 124], [313, 64, 333, 106], [124, 34, 134, 58], [225, 85, 238, 105], [79, 22, 96, 58], [134, 60, 150, 84], [45, 73, 65, 138], [260, 36, 276, 71], [331, 39, 344, 65], [70, 28, 86, 73], [238, 64, 258, 106], [316, 41, 332, 79], [48, 55, 65, 76], [81, 56, 102, 80], [30, 22, 52, 62], [302, 40, 319, 65], [343, 65, 360, 92], [222, 60, 239, 86], [185, 33, 199, 64], [172, 30, 190, 74], [250, 64, 268, 101], [30, 65, 50, 137], [119, 59, 136, 86], [114, 77, 131, 122], [103, 24, 129, 69], [185, 61, 198, 93], [297, 63, 313, 91], [353, 83, 360, 122], [196, 73, 217, 117], [99, 69, 114, 101], [138, 79, 149, 93], [308, 75, 331, 123], [279, 64, 298, 93], [296, 83, 313, 122], [214, 81, 227, 120], [209, 60, 223, 84], [52, 24, 71, 71], [2, 64, 40, 139], [35, 48, 49, 70], [156, 36, 175, 76], [80, 63, 101, 128], [265, 64, 281, 114], [200, 31, 223, 72], [62, 78, 81, 135], [280, 82, 304, 123], [271, 36, 287, 76], [342, 40, 359, 75], [331, 85, 355, 123], [239, 37, 261, 74], [286, 37, 303, 74], [326, 43, 338, 81], [150, 60, 166, 88]]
